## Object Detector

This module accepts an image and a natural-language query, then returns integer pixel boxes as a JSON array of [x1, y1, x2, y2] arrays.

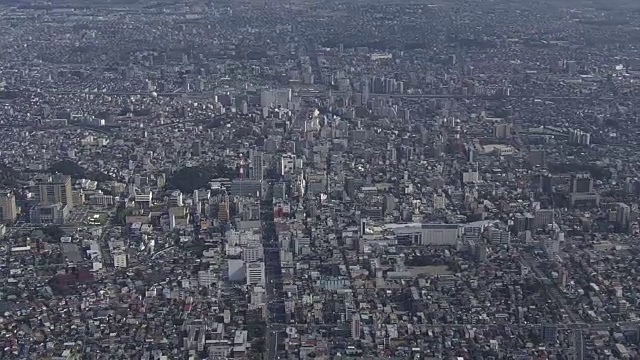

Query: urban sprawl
[[1, 0, 640, 359]]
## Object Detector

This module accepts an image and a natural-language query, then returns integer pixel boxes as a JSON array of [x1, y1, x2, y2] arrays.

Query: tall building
[[494, 123, 513, 139], [568, 129, 591, 146], [570, 174, 593, 194], [616, 203, 631, 233], [217, 196, 230, 223], [351, 313, 362, 340], [30, 203, 69, 225], [249, 150, 264, 181], [534, 209, 555, 229], [245, 261, 266, 286], [540, 174, 553, 195], [0, 190, 17, 224], [32, 175, 74, 210]]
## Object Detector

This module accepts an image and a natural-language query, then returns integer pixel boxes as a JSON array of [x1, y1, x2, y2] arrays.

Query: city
[[1, 0, 640, 359]]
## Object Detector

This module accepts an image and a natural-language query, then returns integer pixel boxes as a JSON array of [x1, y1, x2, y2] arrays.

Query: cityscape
[[0, 0, 640, 359]]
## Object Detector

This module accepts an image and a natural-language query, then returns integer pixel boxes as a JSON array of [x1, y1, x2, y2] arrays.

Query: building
[[568, 129, 591, 146], [260, 88, 292, 108], [541, 325, 557, 343], [217, 197, 230, 222], [198, 270, 217, 287], [534, 209, 554, 229], [616, 203, 631, 233], [248, 150, 264, 181], [0, 190, 17, 224], [90, 192, 115, 206], [388, 223, 462, 246], [30, 203, 69, 225], [242, 245, 264, 262], [168, 191, 183, 207], [433, 193, 446, 209], [113, 251, 128, 268], [570, 174, 593, 194], [245, 261, 266, 286], [32, 174, 74, 209], [351, 313, 362, 340], [230, 179, 263, 198], [569, 174, 599, 207], [494, 123, 513, 139], [280, 153, 296, 176], [540, 174, 553, 195], [228, 259, 245, 282]]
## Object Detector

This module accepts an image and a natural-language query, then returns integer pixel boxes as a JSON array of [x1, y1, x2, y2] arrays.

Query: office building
[[30, 203, 69, 225], [168, 191, 184, 207], [280, 153, 296, 176], [0, 190, 17, 224], [389, 223, 462, 246], [494, 123, 513, 139], [541, 325, 558, 343], [113, 251, 128, 268], [245, 261, 266, 286], [351, 313, 362, 340], [32, 174, 74, 209], [228, 259, 246, 282], [540, 174, 553, 195], [230, 179, 263, 198], [568, 129, 591, 146], [198, 270, 217, 287], [248, 150, 264, 181], [570, 174, 593, 194], [616, 203, 631, 233], [534, 209, 554, 229]]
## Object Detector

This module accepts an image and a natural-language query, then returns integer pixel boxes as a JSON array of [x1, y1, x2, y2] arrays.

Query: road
[[262, 169, 285, 360], [266, 320, 640, 332], [574, 329, 584, 360], [521, 254, 582, 324]]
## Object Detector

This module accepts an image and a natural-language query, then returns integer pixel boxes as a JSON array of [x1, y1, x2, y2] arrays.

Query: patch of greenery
[[167, 162, 235, 194], [38, 225, 65, 242], [113, 205, 132, 225], [49, 160, 114, 182]]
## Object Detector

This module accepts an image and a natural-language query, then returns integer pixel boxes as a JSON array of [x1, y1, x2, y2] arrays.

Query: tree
[[49, 160, 114, 182], [167, 162, 235, 193], [40, 225, 65, 242]]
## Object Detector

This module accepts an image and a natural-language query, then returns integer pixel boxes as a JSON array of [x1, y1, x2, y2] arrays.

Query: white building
[[113, 251, 128, 268], [242, 245, 264, 262], [245, 261, 266, 286], [280, 153, 296, 176], [169, 191, 183, 207], [198, 270, 217, 287], [91, 192, 114, 206], [386, 223, 462, 246]]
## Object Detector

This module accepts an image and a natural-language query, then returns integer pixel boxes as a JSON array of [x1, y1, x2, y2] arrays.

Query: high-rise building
[[0, 190, 17, 224], [570, 174, 593, 194], [568, 129, 591, 146], [217, 196, 230, 222], [616, 203, 631, 233], [534, 209, 555, 229], [32, 175, 74, 210], [351, 313, 362, 340], [494, 123, 513, 139], [30, 203, 69, 225], [540, 174, 553, 195], [541, 325, 558, 343], [245, 261, 266, 286], [249, 150, 264, 181]]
